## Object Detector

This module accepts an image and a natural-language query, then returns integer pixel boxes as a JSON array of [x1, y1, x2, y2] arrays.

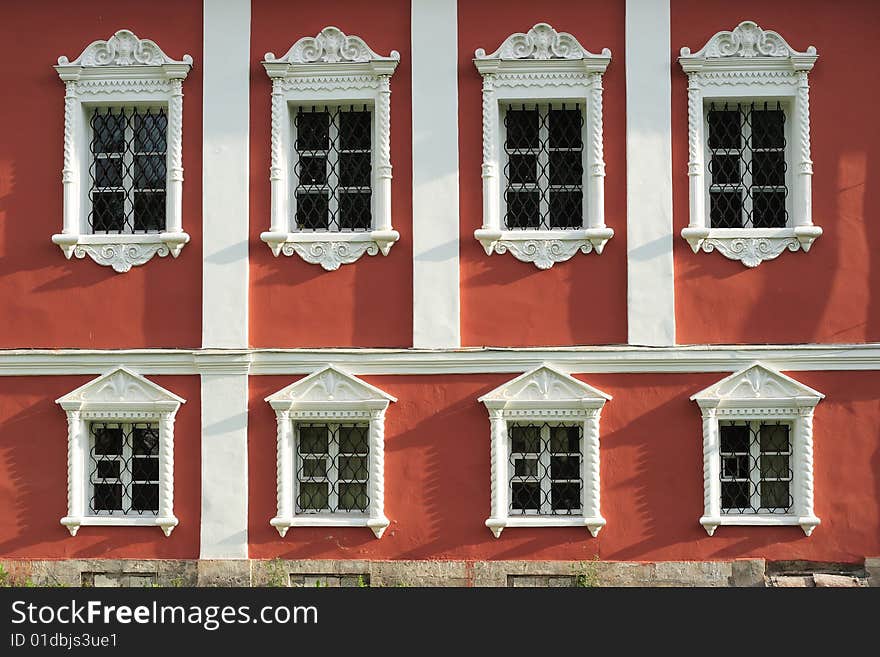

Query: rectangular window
[[508, 422, 582, 515], [295, 423, 370, 514], [706, 101, 788, 229], [293, 105, 372, 232], [719, 420, 792, 514], [89, 422, 160, 516], [502, 103, 584, 231], [89, 107, 167, 234]]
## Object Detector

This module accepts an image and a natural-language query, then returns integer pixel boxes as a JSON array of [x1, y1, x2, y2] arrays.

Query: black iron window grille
[[508, 422, 583, 515], [503, 103, 584, 230], [89, 107, 167, 234], [719, 420, 793, 514], [707, 101, 788, 229], [88, 422, 160, 515], [295, 423, 370, 514], [293, 105, 372, 232]]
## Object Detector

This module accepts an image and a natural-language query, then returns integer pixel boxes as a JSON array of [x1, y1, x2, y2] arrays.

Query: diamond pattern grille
[[89, 107, 167, 233], [295, 423, 370, 514], [707, 101, 788, 229], [719, 420, 793, 514], [293, 105, 372, 232], [508, 422, 582, 515], [89, 422, 160, 515], [503, 103, 584, 230]]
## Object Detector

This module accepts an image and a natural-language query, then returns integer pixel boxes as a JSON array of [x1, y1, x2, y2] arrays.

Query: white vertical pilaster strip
[[200, 0, 250, 559], [411, 0, 460, 348], [199, 362, 250, 558], [626, 0, 676, 346], [203, 0, 249, 349]]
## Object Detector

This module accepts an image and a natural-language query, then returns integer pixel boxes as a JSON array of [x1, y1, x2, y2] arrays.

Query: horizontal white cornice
[[1, 345, 880, 375]]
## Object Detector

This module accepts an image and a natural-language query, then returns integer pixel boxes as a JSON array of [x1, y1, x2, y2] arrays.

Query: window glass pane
[[298, 482, 329, 510], [760, 424, 790, 452], [299, 426, 329, 454], [510, 425, 540, 453], [132, 458, 159, 481], [94, 158, 123, 188], [721, 481, 751, 510], [134, 111, 168, 152], [339, 192, 371, 231], [751, 109, 785, 149], [133, 192, 166, 232], [505, 109, 539, 149], [295, 192, 329, 230], [514, 457, 539, 477], [720, 424, 749, 453], [134, 155, 166, 189], [751, 191, 787, 228], [550, 482, 581, 511], [549, 426, 580, 453], [505, 191, 540, 229], [338, 426, 368, 454], [760, 481, 790, 509], [93, 483, 123, 511], [549, 191, 583, 229], [549, 151, 582, 186], [722, 455, 749, 479], [548, 108, 582, 149], [91, 192, 126, 232], [96, 461, 120, 479], [92, 111, 125, 153], [295, 111, 330, 151], [301, 458, 327, 478], [507, 153, 538, 185], [709, 154, 740, 185], [94, 427, 124, 456], [511, 482, 540, 510], [338, 482, 368, 511], [339, 152, 371, 188], [339, 110, 371, 150], [709, 190, 742, 228], [550, 455, 579, 479], [707, 109, 741, 149], [131, 483, 159, 511], [752, 151, 785, 187], [298, 155, 327, 186], [338, 456, 368, 481], [133, 427, 159, 455]]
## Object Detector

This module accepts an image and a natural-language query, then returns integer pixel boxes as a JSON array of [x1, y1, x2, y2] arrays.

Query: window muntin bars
[[508, 422, 583, 515], [719, 420, 793, 514], [502, 103, 584, 231], [295, 422, 370, 514], [89, 107, 167, 234], [706, 101, 788, 229], [293, 105, 373, 233], [88, 422, 160, 516]]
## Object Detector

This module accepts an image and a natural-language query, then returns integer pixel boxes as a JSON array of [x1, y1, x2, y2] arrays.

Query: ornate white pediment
[[56, 367, 185, 410], [479, 365, 611, 408], [691, 363, 823, 405], [680, 21, 815, 61], [475, 23, 608, 61], [265, 26, 399, 65], [57, 29, 193, 68], [266, 365, 396, 409]]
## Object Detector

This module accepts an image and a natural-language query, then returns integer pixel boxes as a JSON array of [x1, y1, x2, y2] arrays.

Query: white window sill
[[682, 226, 822, 268], [260, 229, 400, 271], [700, 514, 819, 537], [61, 515, 179, 537], [486, 515, 606, 538], [51, 232, 190, 273], [475, 227, 614, 270], [271, 514, 390, 539]]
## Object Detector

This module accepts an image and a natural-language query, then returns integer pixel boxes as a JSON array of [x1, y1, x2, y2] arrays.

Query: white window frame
[[52, 30, 192, 273], [260, 26, 400, 271], [679, 20, 821, 267], [478, 364, 610, 537], [691, 362, 823, 536], [473, 23, 613, 270], [265, 365, 395, 538], [55, 366, 185, 536]]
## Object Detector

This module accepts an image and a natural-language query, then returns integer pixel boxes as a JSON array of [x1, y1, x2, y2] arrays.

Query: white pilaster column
[[583, 412, 605, 536], [796, 412, 820, 535], [699, 408, 721, 535], [367, 410, 390, 538], [411, 0, 460, 348], [61, 411, 84, 535], [626, 0, 675, 345], [486, 410, 507, 537]]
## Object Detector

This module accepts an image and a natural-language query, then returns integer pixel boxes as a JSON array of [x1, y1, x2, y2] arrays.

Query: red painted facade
[[0, 0, 877, 571], [0, 376, 200, 559], [0, 1, 203, 349], [249, 0, 413, 348], [672, 0, 880, 344], [249, 373, 880, 563], [458, 0, 628, 347]]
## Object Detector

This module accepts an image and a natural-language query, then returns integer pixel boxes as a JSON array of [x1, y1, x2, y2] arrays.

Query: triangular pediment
[[479, 365, 611, 405], [56, 367, 185, 406], [691, 363, 824, 402], [265, 365, 396, 405]]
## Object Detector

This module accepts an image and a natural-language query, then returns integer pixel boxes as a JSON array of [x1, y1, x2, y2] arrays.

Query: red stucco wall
[[249, 372, 880, 563], [0, 376, 200, 559], [672, 0, 880, 344], [249, 0, 413, 348], [0, 1, 203, 348], [458, 0, 628, 347]]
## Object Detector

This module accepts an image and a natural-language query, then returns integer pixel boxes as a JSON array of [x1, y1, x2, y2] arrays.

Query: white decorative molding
[[55, 367, 185, 537], [679, 21, 820, 267], [266, 365, 396, 538], [7, 344, 880, 376], [52, 30, 192, 271], [474, 24, 613, 268], [691, 362, 823, 536], [260, 27, 400, 268], [479, 364, 610, 537]]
